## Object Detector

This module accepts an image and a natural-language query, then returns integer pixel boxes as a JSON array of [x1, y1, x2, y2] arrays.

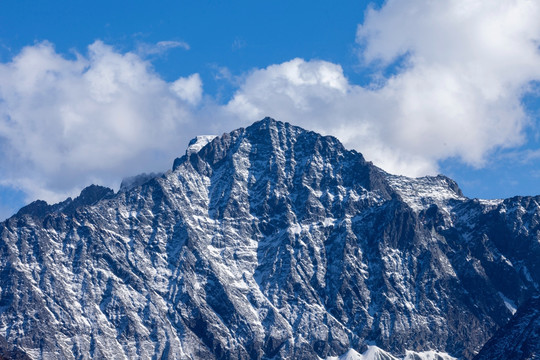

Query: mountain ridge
[[0, 117, 538, 359]]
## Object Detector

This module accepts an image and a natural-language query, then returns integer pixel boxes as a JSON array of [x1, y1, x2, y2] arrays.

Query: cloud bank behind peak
[[1, 0, 540, 209]]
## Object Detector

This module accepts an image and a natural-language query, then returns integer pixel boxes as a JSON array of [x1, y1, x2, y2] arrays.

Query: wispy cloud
[[137, 40, 190, 56], [232, 38, 246, 50]]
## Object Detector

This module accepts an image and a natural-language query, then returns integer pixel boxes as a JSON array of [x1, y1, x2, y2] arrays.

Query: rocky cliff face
[[0, 118, 538, 359]]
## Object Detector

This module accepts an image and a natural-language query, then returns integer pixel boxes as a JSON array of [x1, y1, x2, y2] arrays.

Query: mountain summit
[[0, 118, 538, 359]]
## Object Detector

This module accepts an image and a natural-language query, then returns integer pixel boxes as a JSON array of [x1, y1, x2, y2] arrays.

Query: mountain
[[0, 118, 538, 359]]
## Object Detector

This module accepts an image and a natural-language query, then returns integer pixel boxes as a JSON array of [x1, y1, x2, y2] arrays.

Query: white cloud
[[171, 73, 203, 105], [224, 58, 349, 122], [137, 40, 190, 56], [225, 0, 540, 176], [2, 0, 540, 208], [359, 0, 540, 167], [0, 41, 203, 202], [222, 58, 439, 175], [157, 41, 190, 50]]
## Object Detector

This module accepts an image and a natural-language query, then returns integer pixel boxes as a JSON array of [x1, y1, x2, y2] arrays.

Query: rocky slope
[[0, 118, 538, 359], [473, 296, 540, 360]]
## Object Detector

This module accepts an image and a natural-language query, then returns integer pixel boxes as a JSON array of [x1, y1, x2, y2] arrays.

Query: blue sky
[[1, 0, 540, 219]]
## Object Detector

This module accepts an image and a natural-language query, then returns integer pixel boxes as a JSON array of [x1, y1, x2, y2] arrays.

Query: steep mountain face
[[473, 296, 540, 360], [0, 118, 538, 359]]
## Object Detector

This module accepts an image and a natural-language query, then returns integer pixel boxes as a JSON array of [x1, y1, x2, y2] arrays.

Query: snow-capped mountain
[[0, 118, 538, 359]]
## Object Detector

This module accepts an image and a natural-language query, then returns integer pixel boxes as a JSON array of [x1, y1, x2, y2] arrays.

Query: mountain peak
[[14, 184, 113, 219], [1, 118, 538, 360], [250, 115, 279, 127]]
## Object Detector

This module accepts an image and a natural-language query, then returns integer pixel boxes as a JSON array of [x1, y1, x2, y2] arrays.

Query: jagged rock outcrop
[[15, 184, 114, 219], [0, 118, 538, 359]]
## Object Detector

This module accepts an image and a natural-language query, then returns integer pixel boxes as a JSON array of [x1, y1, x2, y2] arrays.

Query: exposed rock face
[[473, 296, 540, 360], [0, 118, 538, 359]]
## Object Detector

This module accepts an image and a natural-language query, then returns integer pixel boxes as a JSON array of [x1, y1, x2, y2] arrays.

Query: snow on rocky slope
[[327, 346, 457, 360], [0, 118, 538, 359]]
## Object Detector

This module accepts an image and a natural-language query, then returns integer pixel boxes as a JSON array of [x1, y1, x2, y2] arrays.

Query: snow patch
[[322, 217, 336, 227], [404, 350, 458, 360], [186, 135, 218, 155], [498, 292, 517, 315], [387, 175, 464, 212], [478, 199, 503, 207], [327, 346, 457, 360], [290, 224, 303, 235]]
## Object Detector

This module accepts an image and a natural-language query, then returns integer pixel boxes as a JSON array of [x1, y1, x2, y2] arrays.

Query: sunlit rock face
[[0, 118, 538, 359]]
